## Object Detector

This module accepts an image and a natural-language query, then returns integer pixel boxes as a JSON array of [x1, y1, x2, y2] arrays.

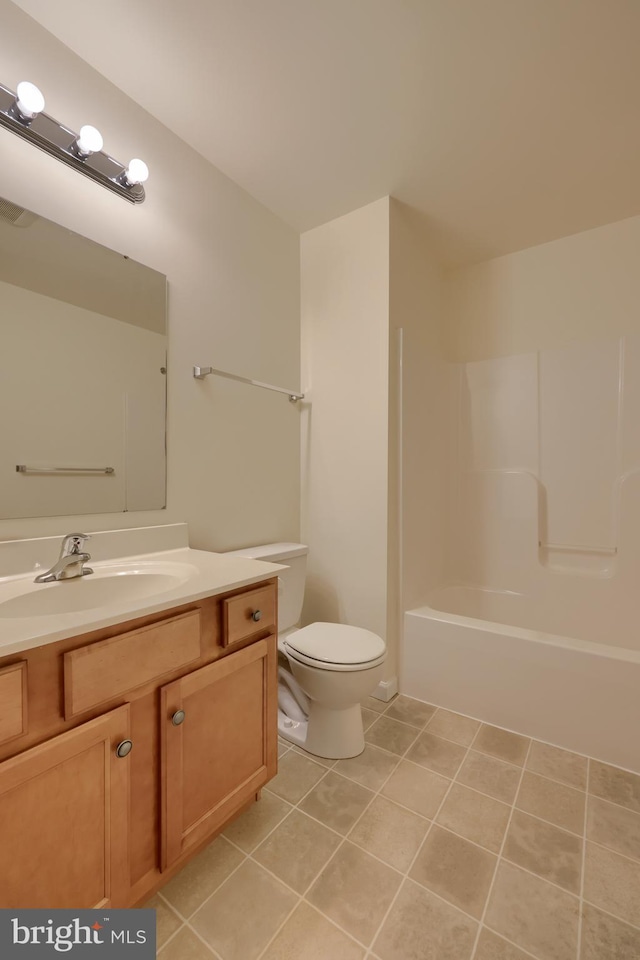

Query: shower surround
[[402, 331, 640, 773]]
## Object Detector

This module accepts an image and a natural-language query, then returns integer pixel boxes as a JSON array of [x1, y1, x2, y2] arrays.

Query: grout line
[[257, 710, 445, 959], [159, 846, 249, 918], [181, 926, 224, 960], [508, 804, 585, 841], [469, 737, 533, 960], [252, 757, 394, 959], [362, 729, 480, 956], [480, 924, 542, 960], [155, 891, 224, 959], [584, 835, 640, 868], [521, 767, 589, 797], [576, 757, 590, 960], [580, 895, 640, 933], [492, 853, 581, 902]]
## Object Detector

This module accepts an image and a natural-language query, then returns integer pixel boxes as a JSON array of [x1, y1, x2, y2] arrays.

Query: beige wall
[[389, 202, 451, 615], [300, 198, 393, 674], [445, 214, 640, 362], [0, 1, 300, 548]]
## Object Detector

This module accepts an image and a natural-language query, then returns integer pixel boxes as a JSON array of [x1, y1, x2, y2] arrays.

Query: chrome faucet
[[34, 533, 94, 583]]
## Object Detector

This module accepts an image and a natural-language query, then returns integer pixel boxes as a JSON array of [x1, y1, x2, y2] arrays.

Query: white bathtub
[[403, 585, 640, 773]]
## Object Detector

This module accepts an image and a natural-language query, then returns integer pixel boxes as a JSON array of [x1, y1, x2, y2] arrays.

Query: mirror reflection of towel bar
[[16, 465, 115, 475]]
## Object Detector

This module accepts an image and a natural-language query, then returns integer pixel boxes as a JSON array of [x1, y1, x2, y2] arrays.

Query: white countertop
[[0, 547, 282, 657]]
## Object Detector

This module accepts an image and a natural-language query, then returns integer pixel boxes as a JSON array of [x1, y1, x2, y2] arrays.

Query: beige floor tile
[[583, 841, 640, 927], [252, 810, 341, 893], [267, 751, 327, 803], [426, 709, 480, 746], [373, 878, 478, 960], [307, 841, 401, 946], [587, 795, 640, 861], [291, 745, 335, 768], [334, 743, 399, 790], [362, 695, 387, 714], [384, 695, 437, 728], [526, 741, 587, 790], [456, 750, 521, 804], [406, 731, 467, 778], [349, 795, 430, 871], [191, 860, 297, 960], [381, 759, 450, 819], [261, 902, 365, 960], [436, 783, 511, 853], [475, 928, 533, 960], [485, 861, 579, 960], [365, 716, 420, 755], [298, 771, 374, 835], [361, 707, 379, 732], [158, 926, 217, 960], [410, 824, 496, 919], [580, 902, 640, 960], [516, 771, 585, 835], [503, 810, 582, 894], [278, 741, 291, 759], [223, 791, 292, 852], [473, 725, 530, 766], [161, 835, 245, 918], [589, 761, 640, 814], [146, 895, 182, 949]]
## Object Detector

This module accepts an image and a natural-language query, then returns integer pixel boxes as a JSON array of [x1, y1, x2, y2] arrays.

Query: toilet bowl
[[225, 543, 387, 759]]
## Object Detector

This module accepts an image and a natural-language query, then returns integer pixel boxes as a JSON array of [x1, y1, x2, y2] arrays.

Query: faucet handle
[[60, 532, 91, 556]]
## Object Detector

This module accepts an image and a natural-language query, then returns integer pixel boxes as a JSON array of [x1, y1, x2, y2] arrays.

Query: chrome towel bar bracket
[[193, 365, 304, 402]]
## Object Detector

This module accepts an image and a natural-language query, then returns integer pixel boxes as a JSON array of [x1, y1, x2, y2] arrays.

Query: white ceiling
[[11, 0, 640, 264]]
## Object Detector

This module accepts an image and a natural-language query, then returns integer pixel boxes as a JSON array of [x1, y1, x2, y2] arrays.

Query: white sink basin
[[0, 561, 197, 619]]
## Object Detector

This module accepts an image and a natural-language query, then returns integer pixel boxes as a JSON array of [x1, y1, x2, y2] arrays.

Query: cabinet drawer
[[64, 610, 201, 719], [222, 584, 276, 648], [0, 662, 27, 745]]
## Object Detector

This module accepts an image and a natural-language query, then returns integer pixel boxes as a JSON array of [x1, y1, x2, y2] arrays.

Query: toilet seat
[[283, 622, 386, 673]]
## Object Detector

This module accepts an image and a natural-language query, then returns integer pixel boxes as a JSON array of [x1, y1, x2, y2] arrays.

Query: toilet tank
[[224, 543, 308, 633]]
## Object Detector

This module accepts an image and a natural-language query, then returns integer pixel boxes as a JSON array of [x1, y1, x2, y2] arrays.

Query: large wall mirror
[[0, 196, 167, 520]]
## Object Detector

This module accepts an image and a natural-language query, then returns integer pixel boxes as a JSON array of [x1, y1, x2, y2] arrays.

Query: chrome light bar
[[0, 80, 147, 204]]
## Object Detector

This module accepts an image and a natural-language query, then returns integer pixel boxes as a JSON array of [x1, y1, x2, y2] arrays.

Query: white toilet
[[225, 543, 386, 759]]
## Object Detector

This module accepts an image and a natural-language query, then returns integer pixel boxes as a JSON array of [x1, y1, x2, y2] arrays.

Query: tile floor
[[150, 695, 640, 960]]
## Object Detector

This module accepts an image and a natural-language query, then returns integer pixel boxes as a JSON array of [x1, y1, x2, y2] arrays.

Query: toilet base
[[277, 703, 365, 760], [277, 709, 308, 749]]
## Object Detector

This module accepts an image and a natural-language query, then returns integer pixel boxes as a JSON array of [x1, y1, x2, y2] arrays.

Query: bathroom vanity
[[0, 536, 279, 909]]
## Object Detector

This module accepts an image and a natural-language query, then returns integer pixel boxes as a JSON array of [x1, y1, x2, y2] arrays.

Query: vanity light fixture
[[14, 81, 45, 120], [74, 124, 104, 157], [0, 79, 148, 204]]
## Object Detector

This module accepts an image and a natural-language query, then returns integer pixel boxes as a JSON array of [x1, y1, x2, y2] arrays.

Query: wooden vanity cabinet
[[0, 576, 278, 908], [0, 704, 131, 908], [161, 634, 277, 868]]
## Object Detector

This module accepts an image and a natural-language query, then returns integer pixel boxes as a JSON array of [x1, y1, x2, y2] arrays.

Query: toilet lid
[[284, 622, 386, 667]]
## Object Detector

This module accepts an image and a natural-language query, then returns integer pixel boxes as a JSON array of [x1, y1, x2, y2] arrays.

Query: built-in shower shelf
[[539, 542, 617, 577]]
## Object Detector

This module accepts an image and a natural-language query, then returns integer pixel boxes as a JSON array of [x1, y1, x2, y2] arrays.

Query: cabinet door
[[0, 704, 130, 908], [161, 636, 277, 869]]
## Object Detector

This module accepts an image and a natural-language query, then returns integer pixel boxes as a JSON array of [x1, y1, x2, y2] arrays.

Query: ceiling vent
[[0, 197, 37, 227]]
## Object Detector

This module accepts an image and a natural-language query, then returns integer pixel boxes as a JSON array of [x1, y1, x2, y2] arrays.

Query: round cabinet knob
[[171, 709, 186, 726], [115, 739, 133, 759], [251, 609, 262, 622]]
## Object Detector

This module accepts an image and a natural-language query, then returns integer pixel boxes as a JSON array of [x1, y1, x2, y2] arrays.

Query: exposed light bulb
[[76, 124, 103, 156], [15, 81, 45, 119], [123, 158, 149, 185]]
